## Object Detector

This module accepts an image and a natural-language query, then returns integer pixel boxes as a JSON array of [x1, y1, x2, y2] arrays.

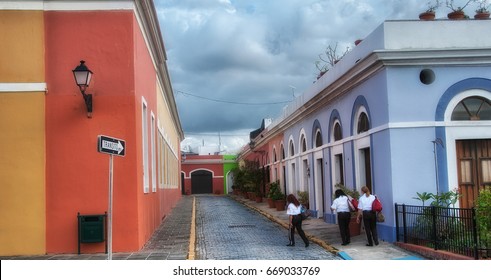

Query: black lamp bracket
[[79, 89, 92, 118]]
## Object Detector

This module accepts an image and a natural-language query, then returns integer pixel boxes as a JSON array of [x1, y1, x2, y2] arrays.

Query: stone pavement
[[1, 194, 422, 260]]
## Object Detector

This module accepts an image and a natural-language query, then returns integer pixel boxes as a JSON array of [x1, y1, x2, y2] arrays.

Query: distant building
[[0, 0, 183, 256], [238, 19, 491, 242], [181, 155, 238, 195]]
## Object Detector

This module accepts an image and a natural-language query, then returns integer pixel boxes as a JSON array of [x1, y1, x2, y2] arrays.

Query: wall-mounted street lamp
[[72, 60, 93, 118]]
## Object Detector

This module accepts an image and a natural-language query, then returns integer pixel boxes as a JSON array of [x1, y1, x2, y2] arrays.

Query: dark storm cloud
[[155, 0, 428, 153]]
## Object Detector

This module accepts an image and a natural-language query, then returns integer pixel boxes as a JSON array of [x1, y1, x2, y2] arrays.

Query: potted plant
[[419, 0, 441, 20], [297, 190, 309, 209], [268, 181, 286, 211], [266, 181, 279, 208], [446, 0, 473, 19], [335, 183, 362, 236], [254, 185, 263, 203], [315, 42, 350, 80], [246, 183, 256, 200], [273, 192, 286, 211], [474, 0, 490, 19]]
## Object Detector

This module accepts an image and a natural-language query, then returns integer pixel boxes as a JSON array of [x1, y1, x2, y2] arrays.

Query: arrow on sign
[[102, 140, 124, 154], [98, 135, 126, 157]]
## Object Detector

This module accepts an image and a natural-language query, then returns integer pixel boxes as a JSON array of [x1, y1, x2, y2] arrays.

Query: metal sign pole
[[97, 135, 125, 260], [107, 154, 114, 260]]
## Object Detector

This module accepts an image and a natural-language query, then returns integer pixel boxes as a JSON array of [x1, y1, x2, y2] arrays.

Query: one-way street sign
[[98, 135, 126, 156]]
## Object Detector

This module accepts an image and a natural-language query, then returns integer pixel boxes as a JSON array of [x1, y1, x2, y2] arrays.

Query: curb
[[337, 251, 353, 260], [187, 197, 196, 260]]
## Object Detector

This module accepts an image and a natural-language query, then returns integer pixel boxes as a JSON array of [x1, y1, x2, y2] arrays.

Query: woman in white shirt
[[330, 189, 351, 246], [286, 194, 309, 247], [356, 186, 379, 246]]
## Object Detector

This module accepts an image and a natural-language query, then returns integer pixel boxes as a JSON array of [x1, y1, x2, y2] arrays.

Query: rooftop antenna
[[218, 131, 221, 154]]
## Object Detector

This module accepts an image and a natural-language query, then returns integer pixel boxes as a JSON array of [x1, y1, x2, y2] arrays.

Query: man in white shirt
[[356, 186, 379, 246]]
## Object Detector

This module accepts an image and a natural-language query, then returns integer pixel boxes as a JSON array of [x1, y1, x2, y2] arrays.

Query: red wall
[[44, 10, 179, 253], [182, 155, 224, 194]]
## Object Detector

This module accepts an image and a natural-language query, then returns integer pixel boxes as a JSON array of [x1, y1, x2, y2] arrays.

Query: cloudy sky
[[154, 0, 475, 154]]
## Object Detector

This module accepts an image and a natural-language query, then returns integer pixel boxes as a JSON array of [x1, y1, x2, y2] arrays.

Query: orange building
[[0, 0, 183, 256]]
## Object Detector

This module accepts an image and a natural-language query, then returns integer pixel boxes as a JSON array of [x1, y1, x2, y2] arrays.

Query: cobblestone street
[[195, 195, 340, 260]]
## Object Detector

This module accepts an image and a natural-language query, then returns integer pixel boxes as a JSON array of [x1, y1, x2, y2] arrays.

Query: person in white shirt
[[286, 194, 309, 247], [331, 189, 351, 246], [356, 186, 379, 246]]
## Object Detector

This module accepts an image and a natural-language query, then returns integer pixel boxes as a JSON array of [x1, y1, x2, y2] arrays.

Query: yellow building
[[0, 9, 46, 255]]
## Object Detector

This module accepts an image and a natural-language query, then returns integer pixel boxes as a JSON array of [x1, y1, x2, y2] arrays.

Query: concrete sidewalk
[[230, 194, 424, 260]]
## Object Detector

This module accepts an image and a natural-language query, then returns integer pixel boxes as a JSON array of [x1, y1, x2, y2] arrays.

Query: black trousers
[[337, 212, 351, 244], [289, 215, 309, 245], [362, 210, 379, 245]]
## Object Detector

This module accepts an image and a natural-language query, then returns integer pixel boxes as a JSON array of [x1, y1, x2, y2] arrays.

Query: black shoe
[[366, 244, 373, 247], [286, 243, 295, 246], [374, 241, 379, 246], [341, 243, 348, 246], [305, 243, 309, 248]]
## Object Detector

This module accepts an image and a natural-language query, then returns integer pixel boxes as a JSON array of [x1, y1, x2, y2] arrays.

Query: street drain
[[228, 224, 256, 228]]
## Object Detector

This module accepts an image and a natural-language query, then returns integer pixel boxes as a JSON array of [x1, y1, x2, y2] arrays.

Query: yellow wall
[[157, 81, 180, 188], [0, 93, 46, 255], [0, 10, 46, 255], [0, 11, 45, 82]]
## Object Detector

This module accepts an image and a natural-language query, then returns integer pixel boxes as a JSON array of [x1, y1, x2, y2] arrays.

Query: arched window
[[301, 135, 307, 152], [281, 144, 285, 160], [451, 96, 491, 120], [273, 148, 277, 162], [357, 112, 369, 133], [315, 129, 323, 148], [333, 121, 342, 141], [289, 140, 295, 157]]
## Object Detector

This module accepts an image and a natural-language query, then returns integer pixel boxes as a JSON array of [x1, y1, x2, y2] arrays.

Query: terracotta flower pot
[[419, 11, 435, 20], [349, 216, 361, 236], [474, 12, 490, 19], [275, 200, 285, 211], [267, 198, 275, 208], [447, 10, 465, 20], [248, 192, 255, 200]]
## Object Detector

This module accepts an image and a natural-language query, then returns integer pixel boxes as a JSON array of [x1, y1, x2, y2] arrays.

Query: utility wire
[[184, 131, 249, 137], [176, 90, 292, 105]]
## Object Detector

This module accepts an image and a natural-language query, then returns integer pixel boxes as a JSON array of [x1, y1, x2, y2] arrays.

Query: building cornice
[[245, 47, 491, 159]]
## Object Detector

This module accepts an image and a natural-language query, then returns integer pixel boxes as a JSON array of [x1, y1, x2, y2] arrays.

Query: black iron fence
[[395, 203, 490, 259]]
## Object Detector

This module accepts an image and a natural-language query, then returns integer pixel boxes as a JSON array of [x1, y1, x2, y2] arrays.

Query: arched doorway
[[451, 96, 491, 208], [191, 170, 213, 194], [440, 87, 491, 208]]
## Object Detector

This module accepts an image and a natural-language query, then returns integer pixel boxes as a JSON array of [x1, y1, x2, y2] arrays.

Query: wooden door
[[456, 139, 491, 208]]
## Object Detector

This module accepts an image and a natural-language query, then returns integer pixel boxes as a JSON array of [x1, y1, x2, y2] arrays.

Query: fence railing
[[395, 203, 489, 260]]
